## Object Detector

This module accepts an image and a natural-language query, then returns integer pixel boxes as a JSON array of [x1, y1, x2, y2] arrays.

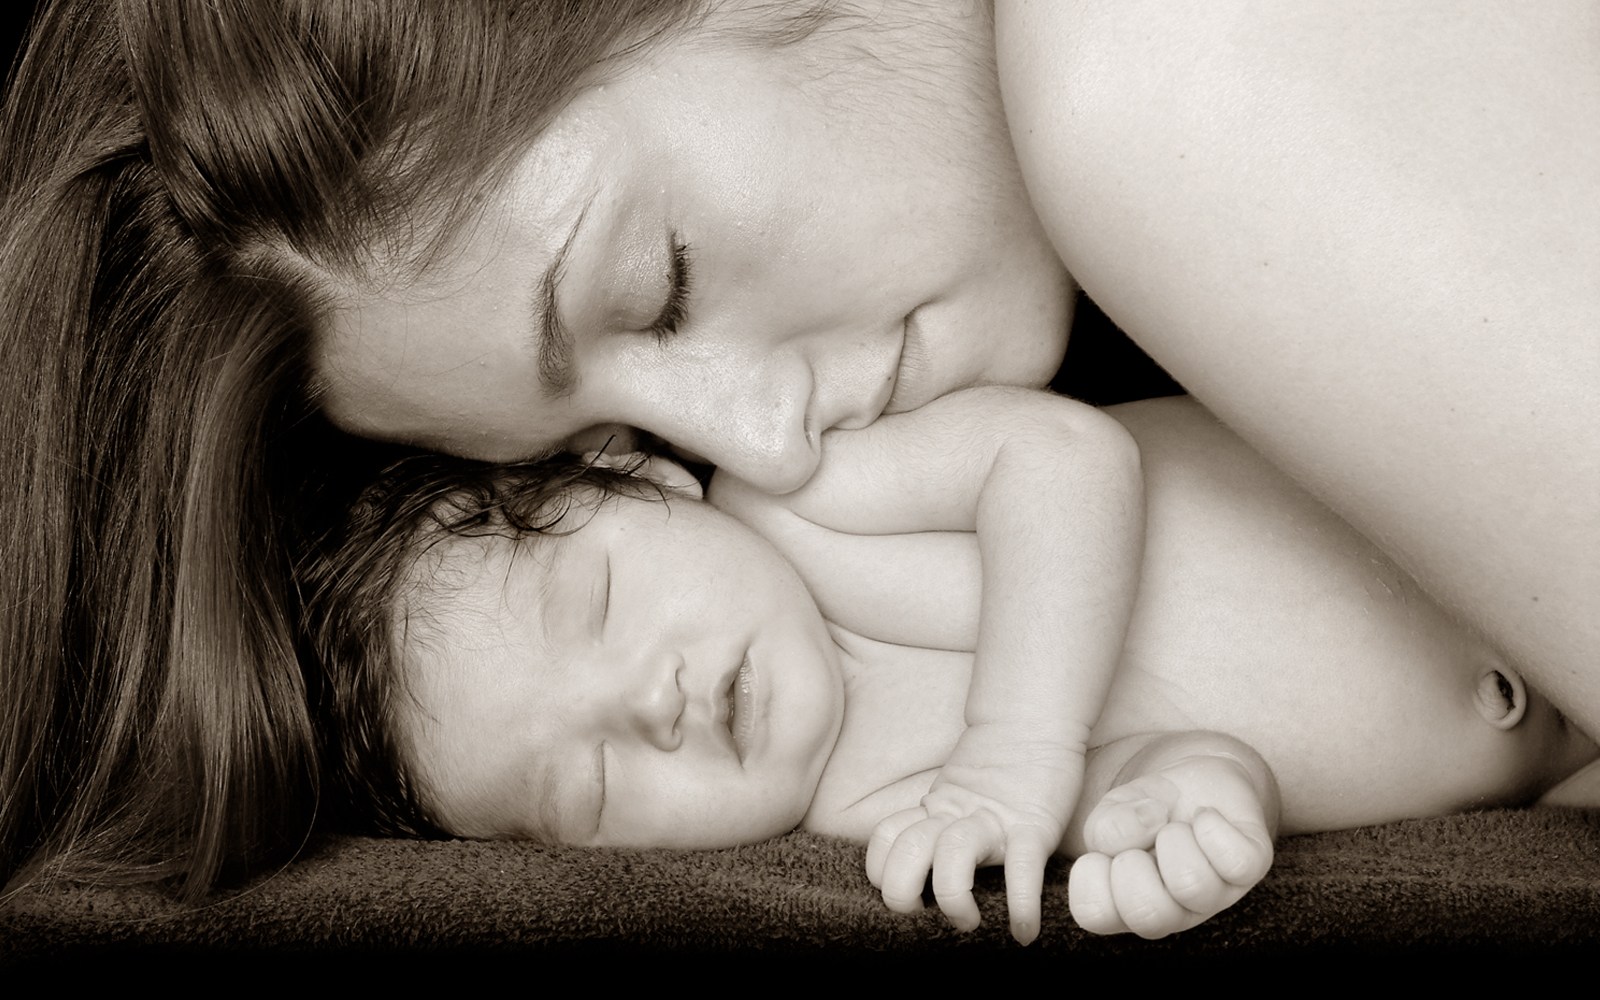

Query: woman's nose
[[682, 381, 820, 495], [604, 346, 822, 494], [624, 655, 685, 752]]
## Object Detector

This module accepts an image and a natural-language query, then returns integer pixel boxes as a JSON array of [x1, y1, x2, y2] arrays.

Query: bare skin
[[727, 397, 1594, 846], [395, 395, 1595, 941], [311, 0, 1596, 747], [716, 395, 1596, 937], [996, 0, 1600, 740]]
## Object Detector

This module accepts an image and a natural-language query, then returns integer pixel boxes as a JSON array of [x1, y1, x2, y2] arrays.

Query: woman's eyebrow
[[535, 199, 595, 398]]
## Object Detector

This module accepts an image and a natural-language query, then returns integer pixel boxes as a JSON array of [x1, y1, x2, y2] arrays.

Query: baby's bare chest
[[803, 628, 973, 841]]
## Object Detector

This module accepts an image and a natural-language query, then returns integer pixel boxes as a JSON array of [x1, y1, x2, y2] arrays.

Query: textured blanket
[[8, 807, 1600, 969]]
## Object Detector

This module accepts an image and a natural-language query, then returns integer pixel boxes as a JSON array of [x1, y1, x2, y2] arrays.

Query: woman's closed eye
[[647, 236, 692, 342]]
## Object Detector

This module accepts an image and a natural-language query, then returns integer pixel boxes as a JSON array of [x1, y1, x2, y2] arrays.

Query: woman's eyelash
[[648, 237, 692, 342]]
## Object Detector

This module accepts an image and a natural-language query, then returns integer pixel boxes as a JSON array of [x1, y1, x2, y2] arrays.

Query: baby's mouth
[[884, 306, 931, 415], [727, 652, 756, 764]]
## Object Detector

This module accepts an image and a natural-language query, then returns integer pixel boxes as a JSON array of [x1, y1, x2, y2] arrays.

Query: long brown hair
[[0, 0, 709, 900]]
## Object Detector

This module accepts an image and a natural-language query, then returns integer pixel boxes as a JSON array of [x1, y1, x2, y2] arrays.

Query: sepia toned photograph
[[3, 1, 1596, 974]]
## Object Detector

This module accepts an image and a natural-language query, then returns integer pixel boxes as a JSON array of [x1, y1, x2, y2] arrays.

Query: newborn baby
[[301, 390, 1597, 943]]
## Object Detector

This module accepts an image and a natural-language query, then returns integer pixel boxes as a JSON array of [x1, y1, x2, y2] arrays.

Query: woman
[[1, 0, 1592, 899], [315, 0, 1600, 739]]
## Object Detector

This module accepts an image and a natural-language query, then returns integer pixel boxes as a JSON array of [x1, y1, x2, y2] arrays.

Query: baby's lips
[[731, 650, 757, 763]]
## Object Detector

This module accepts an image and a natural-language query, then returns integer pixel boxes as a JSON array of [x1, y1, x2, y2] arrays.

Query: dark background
[[5, 3, 35, 96]]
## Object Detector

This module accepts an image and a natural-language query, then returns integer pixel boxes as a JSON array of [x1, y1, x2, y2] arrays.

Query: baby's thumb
[[1083, 795, 1169, 855]]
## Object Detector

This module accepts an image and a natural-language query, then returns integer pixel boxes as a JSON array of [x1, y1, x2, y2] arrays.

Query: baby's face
[[397, 490, 844, 848]]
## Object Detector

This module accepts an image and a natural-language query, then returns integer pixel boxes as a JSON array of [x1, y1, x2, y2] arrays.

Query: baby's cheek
[[772, 789, 820, 841], [741, 772, 824, 844], [704, 469, 767, 523]]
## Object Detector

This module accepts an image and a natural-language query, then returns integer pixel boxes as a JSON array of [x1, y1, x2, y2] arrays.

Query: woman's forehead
[[313, 198, 603, 455]]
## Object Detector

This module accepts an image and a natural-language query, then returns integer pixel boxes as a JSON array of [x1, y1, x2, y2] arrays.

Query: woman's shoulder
[[994, 0, 1600, 288]]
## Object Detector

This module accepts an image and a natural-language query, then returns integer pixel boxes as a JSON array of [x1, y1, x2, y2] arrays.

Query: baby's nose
[[625, 656, 684, 752]]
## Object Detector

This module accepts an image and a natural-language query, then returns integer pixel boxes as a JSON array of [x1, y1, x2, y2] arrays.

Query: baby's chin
[[592, 798, 821, 851], [716, 741, 843, 849]]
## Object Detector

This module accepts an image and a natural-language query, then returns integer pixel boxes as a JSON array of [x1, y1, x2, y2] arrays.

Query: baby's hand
[[865, 723, 1082, 945], [1068, 752, 1274, 939]]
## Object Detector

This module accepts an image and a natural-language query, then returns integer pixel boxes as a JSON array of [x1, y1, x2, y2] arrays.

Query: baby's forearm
[[1063, 730, 1282, 859], [725, 385, 1146, 943], [965, 393, 1144, 760]]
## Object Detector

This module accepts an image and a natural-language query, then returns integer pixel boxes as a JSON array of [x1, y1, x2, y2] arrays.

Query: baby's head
[[302, 452, 844, 848]]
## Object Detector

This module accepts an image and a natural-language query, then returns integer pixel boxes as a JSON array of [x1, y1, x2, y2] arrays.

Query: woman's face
[[314, 6, 1071, 494]]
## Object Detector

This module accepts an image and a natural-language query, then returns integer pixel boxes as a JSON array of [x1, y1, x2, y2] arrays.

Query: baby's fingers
[[1148, 813, 1268, 921], [929, 812, 1006, 934], [866, 807, 928, 890], [1067, 852, 1131, 935], [1150, 821, 1232, 916], [874, 812, 951, 914], [1070, 846, 1194, 938], [1081, 787, 1172, 856], [1193, 806, 1274, 887], [1108, 848, 1193, 940], [1001, 825, 1055, 946]]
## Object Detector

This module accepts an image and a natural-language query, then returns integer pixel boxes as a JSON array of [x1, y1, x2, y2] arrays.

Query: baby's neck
[[801, 621, 972, 842]]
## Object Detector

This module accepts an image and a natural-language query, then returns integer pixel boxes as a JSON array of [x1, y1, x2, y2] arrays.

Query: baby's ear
[[1474, 666, 1528, 730], [585, 450, 704, 500]]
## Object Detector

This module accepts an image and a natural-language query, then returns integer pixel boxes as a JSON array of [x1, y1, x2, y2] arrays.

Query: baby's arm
[[1065, 731, 1280, 939], [720, 386, 1143, 944]]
